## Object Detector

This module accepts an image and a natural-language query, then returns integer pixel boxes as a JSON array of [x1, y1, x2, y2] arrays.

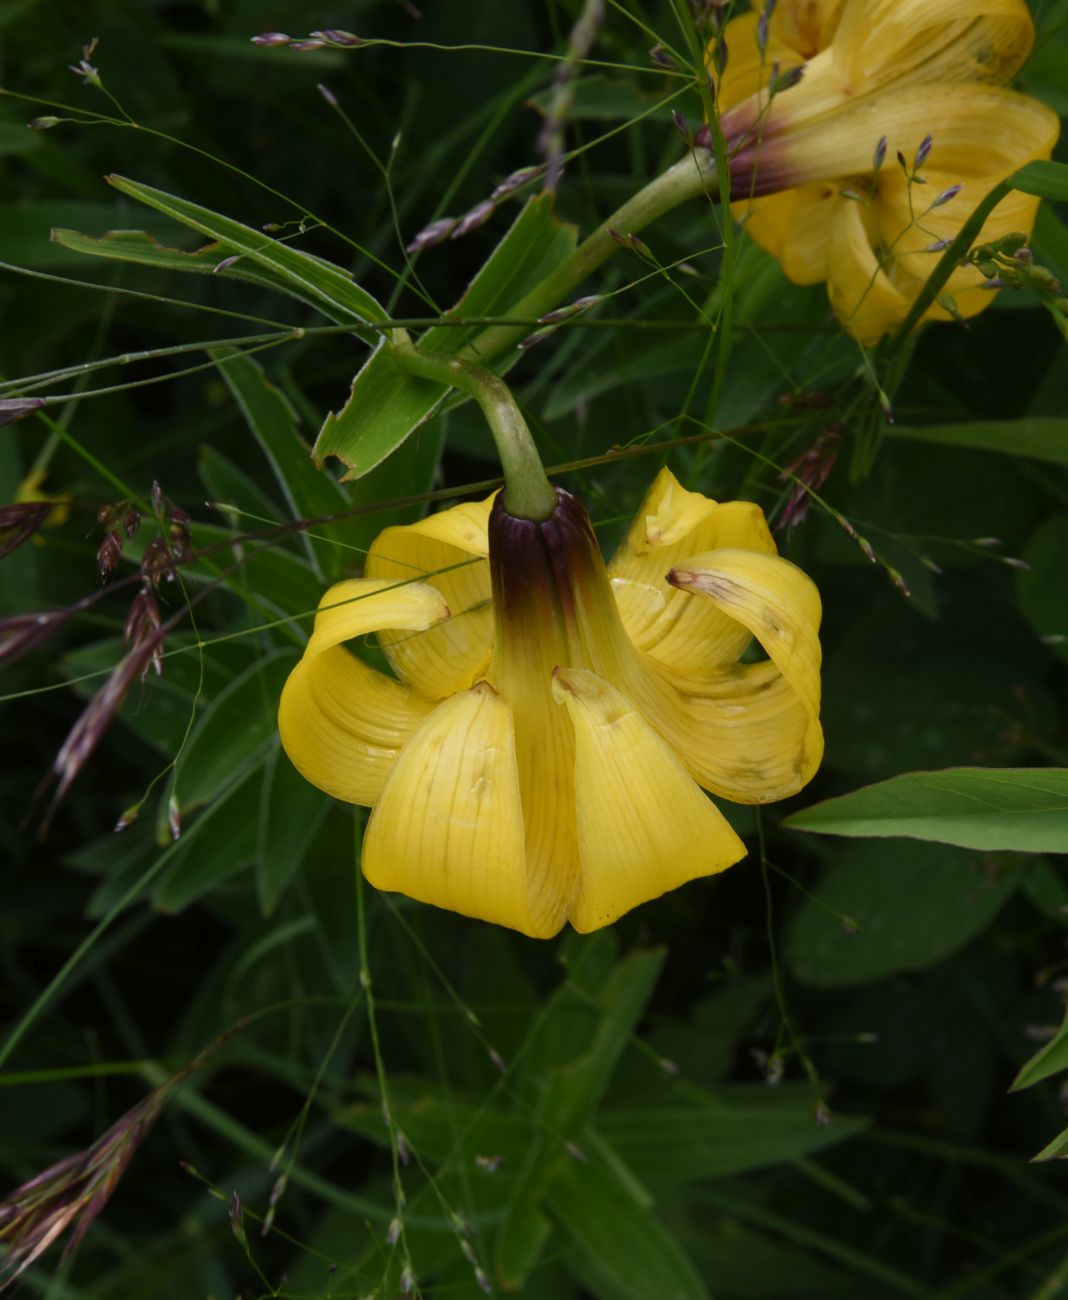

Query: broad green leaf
[[313, 192, 578, 477], [172, 649, 296, 812], [547, 1152, 709, 1300], [1012, 1003, 1068, 1092], [888, 418, 1068, 466], [50, 228, 346, 323], [210, 347, 358, 580], [1018, 515, 1068, 663], [313, 337, 446, 480], [105, 174, 389, 328], [786, 841, 1024, 988], [256, 745, 332, 915], [1012, 159, 1068, 202], [598, 1085, 868, 1179], [784, 768, 1068, 852]]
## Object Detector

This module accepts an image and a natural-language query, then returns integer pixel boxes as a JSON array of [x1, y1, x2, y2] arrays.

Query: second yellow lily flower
[[717, 0, 1060, 343]]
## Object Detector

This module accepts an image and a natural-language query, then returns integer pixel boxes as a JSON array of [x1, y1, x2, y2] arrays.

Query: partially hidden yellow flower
[[717, 0, 1060, 344], [16, 468, 71, 529], [279, 470, 822, 938]]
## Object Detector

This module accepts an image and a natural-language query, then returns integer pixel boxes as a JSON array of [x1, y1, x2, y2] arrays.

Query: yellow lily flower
[[717, 0, 1060, 344], [279, 470, 822, 938]]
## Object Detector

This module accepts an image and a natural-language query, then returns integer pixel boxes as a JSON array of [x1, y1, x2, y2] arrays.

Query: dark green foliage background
[[2, 1, 1068, 1296]]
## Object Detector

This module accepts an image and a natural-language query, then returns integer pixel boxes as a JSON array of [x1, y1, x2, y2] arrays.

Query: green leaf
[[1, 201, 194, 269], [189, 521, 322, 628], [256, 746, 331, 915], [547, 1151, 709, 1300], [784, 768, 1068, 852], [1032, 1125, 1068, 1162], [1012, 159, 1068, 202], [105, 174, 389, 328], [598, 1086, 868, 1179], [1019, 515, 1068, 664], [313, 192, 577, 477], [887, 418, 1068, 466], [541, 948, 666, 1134], [172, 649, 296, 812], [786, 841, 1024, 988], [155, 766, 263, 911], [1012, 1003, 1068, 1092], [209, 347, 360, 580], [50, 228, 345, 323], [312, 338, 447, 481]]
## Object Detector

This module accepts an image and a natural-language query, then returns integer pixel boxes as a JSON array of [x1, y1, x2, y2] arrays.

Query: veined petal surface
[[362, 683, 559, 939], [365, 496, 494, 699], [279, 579, 449, 806], [554, 669, 747, 933]]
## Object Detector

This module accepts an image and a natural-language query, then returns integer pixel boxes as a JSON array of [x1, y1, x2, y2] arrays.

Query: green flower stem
[[392, 342, 557, 520], [459, 149, 719, 363], [390, 151, 719, 519]]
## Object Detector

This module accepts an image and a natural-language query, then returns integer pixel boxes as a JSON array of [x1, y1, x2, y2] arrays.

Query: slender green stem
[[458, 150, 719, 363], [392, 341, 557, 520]]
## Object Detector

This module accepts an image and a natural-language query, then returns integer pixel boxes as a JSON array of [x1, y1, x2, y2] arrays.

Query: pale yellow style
[[718, 0, 1060, 343], [279, 470, 823, 938]]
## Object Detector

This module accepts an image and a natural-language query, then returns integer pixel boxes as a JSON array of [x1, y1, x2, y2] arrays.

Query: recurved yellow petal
[[553, 668, 747, 933], [365, 496, 495, 699], [670, 549, 822, 721], [826, 198, 910, 347], [626, 547, 825, 803], [362, 682, 558, 939], [278, 579, 449, 805], [609, 468, 777, 672], [832, 0, 1034, 93], [769, 84, 1058, 194], [735, 183, 839, 285]]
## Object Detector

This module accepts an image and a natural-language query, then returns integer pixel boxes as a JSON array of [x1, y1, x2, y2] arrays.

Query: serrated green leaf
[[888, 418, 1068, 466], [313, 192, 577, 478], [105, 174, 389, 328], [784, 768, 1068, 852]]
